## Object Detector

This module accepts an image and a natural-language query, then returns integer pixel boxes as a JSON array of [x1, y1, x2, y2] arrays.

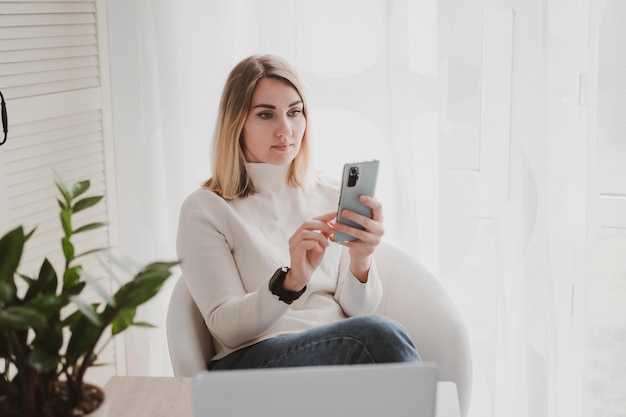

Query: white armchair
[[166, 241, 472, 416]]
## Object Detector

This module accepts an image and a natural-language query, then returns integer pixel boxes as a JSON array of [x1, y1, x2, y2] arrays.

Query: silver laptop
[[193, 362, 438, 417]]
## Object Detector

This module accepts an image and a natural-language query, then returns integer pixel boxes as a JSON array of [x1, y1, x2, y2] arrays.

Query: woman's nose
[[276, 116, 292, 138]]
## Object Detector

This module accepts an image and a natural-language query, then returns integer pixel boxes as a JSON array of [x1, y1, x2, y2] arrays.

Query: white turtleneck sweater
[[176, 163, 382, 361]]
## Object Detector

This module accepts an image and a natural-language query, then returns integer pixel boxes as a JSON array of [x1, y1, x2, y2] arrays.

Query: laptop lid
[[193, 362, 438, 417]]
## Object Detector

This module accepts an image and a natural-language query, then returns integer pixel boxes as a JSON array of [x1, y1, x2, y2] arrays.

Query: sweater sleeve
[[176, 190, 289, 350], [334, 247, 383, 316]]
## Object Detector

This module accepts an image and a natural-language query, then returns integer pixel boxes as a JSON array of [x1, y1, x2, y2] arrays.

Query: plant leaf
[[133, 262, 180, 284], [0, 226, 26, 285], [32, 317, 63, 352], [17, 274, 35, 285], [72, 196, 103, 213], [0, 281, 15, 304], [55, 181, 71, 206], [61, 236, 75, 263], [28, 348, 60, 373], [59, 209, 72, 236], [109, 263, 177, 330], [69, 180, 90, 200], [111, 308, 135, 335], [0, 306, 48, 330], [112, 317, 155, 336], [63, 266, 82, 288], [66, 316, 100, 364], [0, 332, 10, 357], [64, 281, 86, 297], [69, 296, 102, 327], [63, 309, 82, 327], [74, 247, 108, 260], [73, 222, 107, 235], [38, 258, 58, 293], [25, 259, 58, 301], [131, 321, 155, 329], [80, 269, 114, 305], [26, 294, 65, 318]]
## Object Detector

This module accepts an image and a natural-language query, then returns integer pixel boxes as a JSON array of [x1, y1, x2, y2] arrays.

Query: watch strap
[[269, 267, 306, 304]]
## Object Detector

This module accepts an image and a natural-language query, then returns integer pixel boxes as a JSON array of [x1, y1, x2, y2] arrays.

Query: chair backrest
[[166, 275, 215, 376], [166, 241, 472, 416]]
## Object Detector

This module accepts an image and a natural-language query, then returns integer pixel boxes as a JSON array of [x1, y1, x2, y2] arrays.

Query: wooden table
[[104, 376, 461, 417], [104, 377, 192, 417]]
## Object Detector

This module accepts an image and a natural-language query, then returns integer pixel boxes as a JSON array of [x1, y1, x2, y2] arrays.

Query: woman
[[177, 55, 419, 369]]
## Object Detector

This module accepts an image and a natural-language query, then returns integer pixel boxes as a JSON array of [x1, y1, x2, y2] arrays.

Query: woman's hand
[[332, 195, 384, 282], [285, 211, 336, 291]]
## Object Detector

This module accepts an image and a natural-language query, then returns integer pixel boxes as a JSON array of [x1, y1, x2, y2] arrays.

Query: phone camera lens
[[347, 166, 359, 187]]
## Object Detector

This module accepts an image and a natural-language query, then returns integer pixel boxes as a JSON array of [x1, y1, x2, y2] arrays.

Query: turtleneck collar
[[245, 162, 291, 192]]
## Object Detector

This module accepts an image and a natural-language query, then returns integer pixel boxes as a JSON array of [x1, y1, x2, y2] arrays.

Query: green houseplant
[[0, 179, 178, 417]]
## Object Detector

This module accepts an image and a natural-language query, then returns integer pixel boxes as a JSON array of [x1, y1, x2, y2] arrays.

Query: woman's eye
[[288, 109, 302, 117], [258, 112, 273, 120]]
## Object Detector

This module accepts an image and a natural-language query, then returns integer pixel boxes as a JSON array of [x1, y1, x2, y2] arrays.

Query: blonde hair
[[204, 55, 311, 200]]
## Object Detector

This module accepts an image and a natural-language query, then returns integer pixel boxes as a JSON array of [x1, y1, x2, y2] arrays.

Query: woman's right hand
[[284, 211, 336, 291]]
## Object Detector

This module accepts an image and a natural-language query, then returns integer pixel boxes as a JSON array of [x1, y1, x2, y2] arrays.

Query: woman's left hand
[[332, 195, 384, 282]]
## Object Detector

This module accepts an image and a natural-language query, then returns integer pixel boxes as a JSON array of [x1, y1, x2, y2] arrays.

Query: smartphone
[[334, 160, 380, 242]]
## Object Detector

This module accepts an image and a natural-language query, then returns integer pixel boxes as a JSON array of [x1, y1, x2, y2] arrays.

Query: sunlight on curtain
[[584, 1, 626, 416], [494, 1, 586, 415], [105, 0, 626, 416]]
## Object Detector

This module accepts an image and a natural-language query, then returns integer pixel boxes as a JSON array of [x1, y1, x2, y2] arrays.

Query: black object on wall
[[0, 91, 7, 146]]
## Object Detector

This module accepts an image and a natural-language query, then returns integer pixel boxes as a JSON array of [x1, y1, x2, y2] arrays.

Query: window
[[0, 0, 118, 386]]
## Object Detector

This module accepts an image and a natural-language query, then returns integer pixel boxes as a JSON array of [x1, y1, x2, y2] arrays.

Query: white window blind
[[0, 0, 118, 385]]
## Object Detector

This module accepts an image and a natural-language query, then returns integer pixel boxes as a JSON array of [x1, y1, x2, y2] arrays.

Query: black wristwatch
[[269, 267, 306, 305]]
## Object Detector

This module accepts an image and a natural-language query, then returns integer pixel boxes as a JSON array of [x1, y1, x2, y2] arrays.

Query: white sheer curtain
[[106, 1, 625, 416]]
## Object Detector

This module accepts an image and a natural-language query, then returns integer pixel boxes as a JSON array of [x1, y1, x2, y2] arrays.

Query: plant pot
[[84, 383, 108, 417], [0, 382, 107, 417], [50, 381, 108, 417]]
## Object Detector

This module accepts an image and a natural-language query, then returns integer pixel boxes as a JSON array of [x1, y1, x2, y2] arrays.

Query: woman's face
[[241, 77, 306, 165]]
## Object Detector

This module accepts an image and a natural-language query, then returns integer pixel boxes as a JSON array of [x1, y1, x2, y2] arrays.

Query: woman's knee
[[345, 315, 420, 363], [349, 315, 410, 341]]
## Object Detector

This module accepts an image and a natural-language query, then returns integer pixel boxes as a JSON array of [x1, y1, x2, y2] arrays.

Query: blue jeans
[[208, 315, 420, 370]]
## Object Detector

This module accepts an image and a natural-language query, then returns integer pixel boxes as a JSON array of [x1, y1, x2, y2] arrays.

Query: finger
[[297, 213, 337, 234], [339, 209, 384, 236], [290, 229, 331, 249], [293, 238, 327, 254], [359, 195, 383, 222], [296, 222, 335, 240], [314, 211, 338, 222], [291, 239, 328, 271], [301, 230, 331, 247], [334, 224, 380, 245]]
